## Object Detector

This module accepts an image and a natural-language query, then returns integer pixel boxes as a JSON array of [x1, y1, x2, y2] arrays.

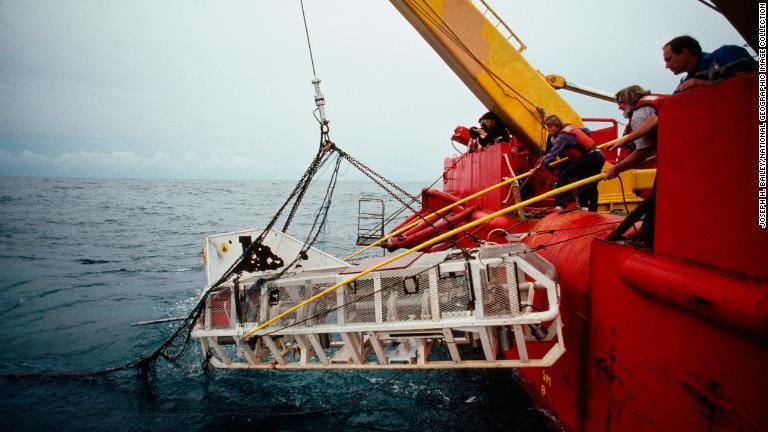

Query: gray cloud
[[0, 0, 750, 180]]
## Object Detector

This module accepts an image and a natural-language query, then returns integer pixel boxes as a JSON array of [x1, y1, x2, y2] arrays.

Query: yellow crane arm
[[544, 74, 617, 103], [389, 0, 583, 153]]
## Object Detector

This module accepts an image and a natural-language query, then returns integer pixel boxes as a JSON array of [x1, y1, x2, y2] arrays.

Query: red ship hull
[[392, 72, 768, 430]]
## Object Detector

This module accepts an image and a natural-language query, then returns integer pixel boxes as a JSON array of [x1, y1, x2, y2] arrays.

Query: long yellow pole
[[343, 138, 619, 261], [243, 172, 607, 339]]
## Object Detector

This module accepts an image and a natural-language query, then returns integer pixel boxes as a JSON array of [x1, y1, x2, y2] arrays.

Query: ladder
[[356, 196, 385, 248]]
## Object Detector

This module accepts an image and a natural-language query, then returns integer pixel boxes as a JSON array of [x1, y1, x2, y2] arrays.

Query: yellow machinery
[[389, 0, 651, 209], [389, 0, 582, 154]]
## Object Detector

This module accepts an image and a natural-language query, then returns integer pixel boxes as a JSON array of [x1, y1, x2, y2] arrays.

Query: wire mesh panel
[[302, 276, 339, 328], [483, 261, 521, 318], [269, 279, 310, 328], [208, 288, 232, 329], [436, 272, 473, 318], [376, 270, 432, 322], [238, 284, 261, 324], [345, 277, 377, 324]]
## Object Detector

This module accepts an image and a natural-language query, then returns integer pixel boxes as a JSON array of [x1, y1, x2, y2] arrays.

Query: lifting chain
[[280, 143, 334, 232], [334, 147, 473, 255], [336, 149, 420, 205]]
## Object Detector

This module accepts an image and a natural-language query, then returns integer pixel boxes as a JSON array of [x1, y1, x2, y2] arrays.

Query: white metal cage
[[193, 243, 564, 370]]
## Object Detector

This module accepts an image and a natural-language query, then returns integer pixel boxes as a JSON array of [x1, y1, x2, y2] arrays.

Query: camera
[[469, 126, 481, 139]]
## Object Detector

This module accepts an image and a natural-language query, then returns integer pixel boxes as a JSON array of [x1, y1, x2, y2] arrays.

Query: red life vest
[[624, 94, 667, 135], [634, 94, 665, 110], [557, 125, 597, 161]]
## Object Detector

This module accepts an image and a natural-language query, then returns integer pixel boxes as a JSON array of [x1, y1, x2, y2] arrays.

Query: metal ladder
[[356, 196, 385, 248]]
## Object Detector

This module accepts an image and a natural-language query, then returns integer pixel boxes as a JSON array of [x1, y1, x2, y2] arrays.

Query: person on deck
[[470, 111, 511, 148], [604, 85, 662, 247], [662, 35, 756, 93], [541, 131, 572, 209], [531, 115, 605, 212]]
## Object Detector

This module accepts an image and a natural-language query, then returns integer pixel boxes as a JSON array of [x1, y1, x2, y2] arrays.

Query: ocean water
[[0, 176, 555, 432]]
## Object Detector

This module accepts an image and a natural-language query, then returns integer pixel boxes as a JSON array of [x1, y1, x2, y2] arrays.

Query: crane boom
[[389, 0, 583, 154]]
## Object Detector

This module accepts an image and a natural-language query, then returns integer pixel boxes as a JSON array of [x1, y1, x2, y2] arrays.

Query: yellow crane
[[389, 0, 587, 154], [390, 0, 651, 210]]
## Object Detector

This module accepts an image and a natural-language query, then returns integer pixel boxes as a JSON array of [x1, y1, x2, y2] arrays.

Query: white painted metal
[[192, 243, 565, 370], [202, 228, 350, 285]]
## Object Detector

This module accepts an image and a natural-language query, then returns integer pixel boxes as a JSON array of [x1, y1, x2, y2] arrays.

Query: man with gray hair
[[606, 85, 660, 178], [605, 85, 663, 247]]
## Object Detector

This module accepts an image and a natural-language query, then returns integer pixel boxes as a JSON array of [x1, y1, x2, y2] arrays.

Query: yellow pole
[[343, 138, 620, 261], [344, 172, 531, 261], [243, 172, 606, 339]]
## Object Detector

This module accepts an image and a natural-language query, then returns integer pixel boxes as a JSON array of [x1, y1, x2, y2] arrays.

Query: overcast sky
[[0, 0, 750, 181]]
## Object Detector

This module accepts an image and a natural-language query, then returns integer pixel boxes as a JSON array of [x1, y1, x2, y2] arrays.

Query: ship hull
[[521, 73, 768, 431], [520, 234, 768, 431], [395, 72, 768, 431]]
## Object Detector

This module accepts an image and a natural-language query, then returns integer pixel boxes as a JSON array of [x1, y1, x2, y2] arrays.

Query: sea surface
[[0, 176, 556, 432]]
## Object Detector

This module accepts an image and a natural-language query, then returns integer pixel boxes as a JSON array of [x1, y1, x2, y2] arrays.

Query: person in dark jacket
[[662, 35, 756, 93], [532, 115, 605, 211], [471, 111, 511, 147]]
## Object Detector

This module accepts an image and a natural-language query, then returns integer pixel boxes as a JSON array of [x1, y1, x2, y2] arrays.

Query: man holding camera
[[470, 111, 511, 148]]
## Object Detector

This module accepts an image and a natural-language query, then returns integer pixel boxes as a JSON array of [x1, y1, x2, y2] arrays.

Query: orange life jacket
[[624, 94, 667, 135], [557, 125, 597, 161], [634, 94, 665, 110]]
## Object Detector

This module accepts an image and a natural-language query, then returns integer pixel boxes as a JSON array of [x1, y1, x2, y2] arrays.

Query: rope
[[614, 175, 639, 236], [243, 172, 607, 340], [407, 1, 543, 122], [246, 216, 618, 340], [344, 138, 623, 260], [527, 226, 616, 253], [0, 130, 340, 381], [335, 147, 472, 256], [299, 0, 318, 77], [347, 151, 471, 260], [528, 221, 620, 236]]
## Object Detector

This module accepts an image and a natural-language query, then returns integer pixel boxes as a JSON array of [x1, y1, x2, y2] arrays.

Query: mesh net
[[345, 277, 377, 324], [482, 261, 521, 318], [208, 288, 232, 329], [436, 271, 473, 319], [238, 284, 261, 323], [223, 255, 528, 331]]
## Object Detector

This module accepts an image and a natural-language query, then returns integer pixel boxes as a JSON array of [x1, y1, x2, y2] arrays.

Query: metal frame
[[355, 196, 386, 248], [192, 244, 564, 370]]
